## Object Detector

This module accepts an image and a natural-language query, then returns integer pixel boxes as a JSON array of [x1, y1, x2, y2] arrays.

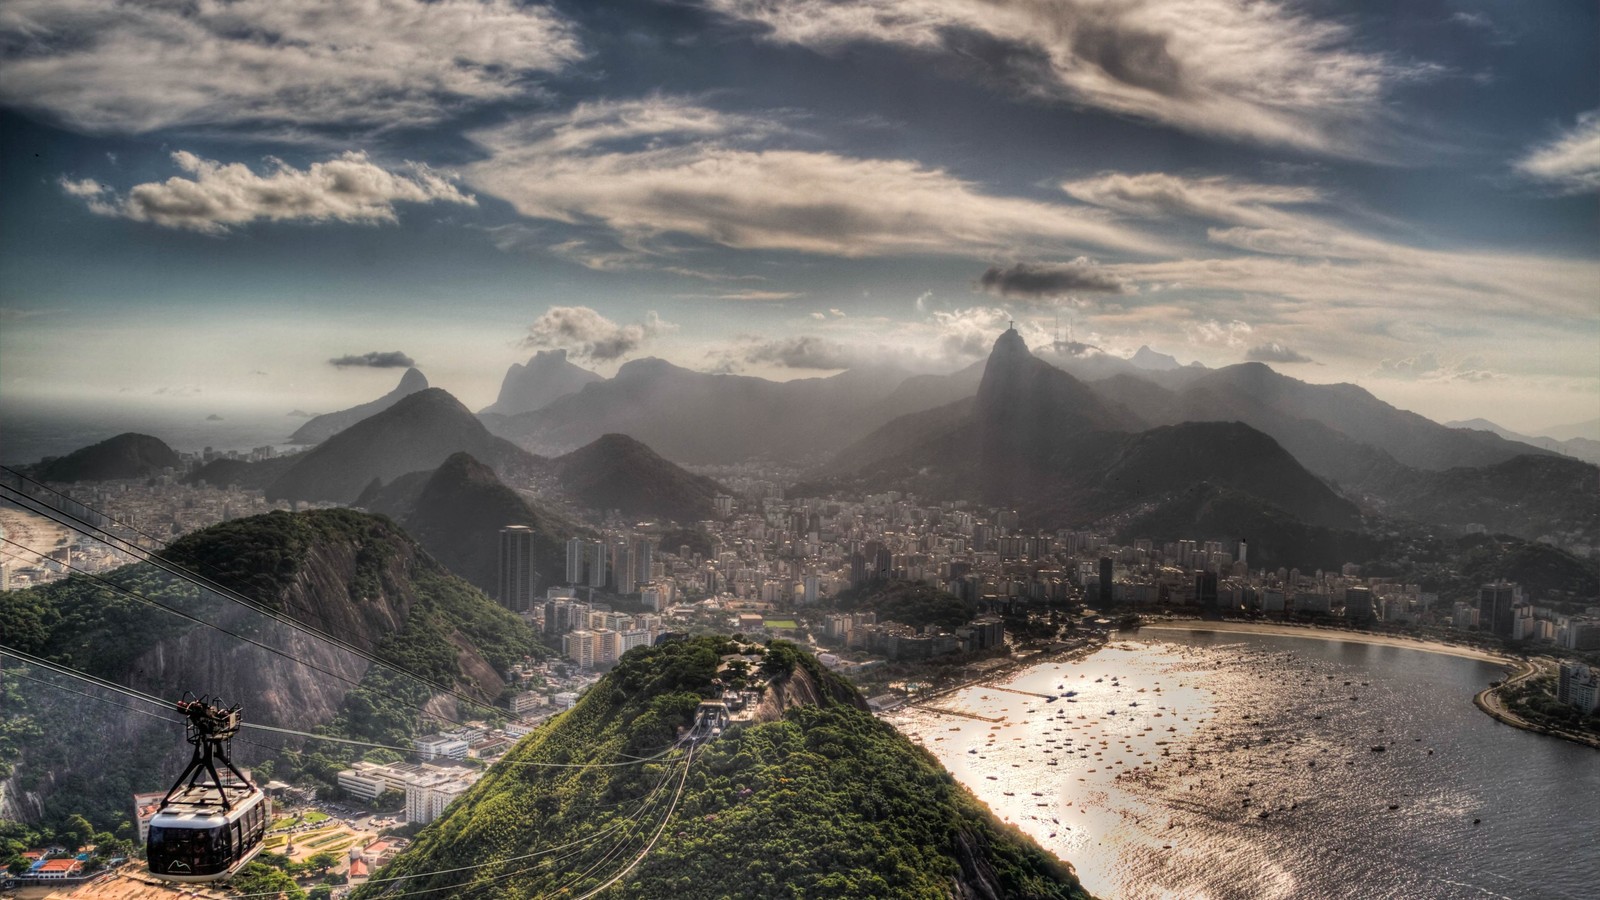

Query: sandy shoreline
[[0, 503, 71, 568], [1135, 619, 1517, 667]]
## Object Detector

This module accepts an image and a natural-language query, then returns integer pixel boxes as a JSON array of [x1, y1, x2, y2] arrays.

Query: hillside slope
[[358, 636, 1092, 899]]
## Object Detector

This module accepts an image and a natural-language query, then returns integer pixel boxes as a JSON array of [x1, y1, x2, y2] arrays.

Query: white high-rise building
[[566, 538, 587, 584]]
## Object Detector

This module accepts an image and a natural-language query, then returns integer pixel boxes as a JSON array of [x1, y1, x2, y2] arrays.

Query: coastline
[[1135, 619, 1516, 665], [1135, 619, 1600, 751]]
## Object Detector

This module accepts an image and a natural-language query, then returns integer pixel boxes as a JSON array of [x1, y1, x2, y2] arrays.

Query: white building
[[405, 771, 478, 825], [415, 734, 470, 762]]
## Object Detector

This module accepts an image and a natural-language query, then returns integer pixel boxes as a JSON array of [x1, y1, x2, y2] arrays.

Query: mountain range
[[812, 328, 1362, 538], [478, 348, 604, 417], [266, 388, 541, 504], [1444, 418, 1600, 466], [288, 367, 430, 444]]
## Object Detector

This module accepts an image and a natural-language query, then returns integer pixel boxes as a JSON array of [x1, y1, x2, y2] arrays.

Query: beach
[[1137, 619, 1516, 666]]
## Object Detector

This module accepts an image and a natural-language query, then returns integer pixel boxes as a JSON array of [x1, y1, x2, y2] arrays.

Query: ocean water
[[889, 630, 1600, 900]]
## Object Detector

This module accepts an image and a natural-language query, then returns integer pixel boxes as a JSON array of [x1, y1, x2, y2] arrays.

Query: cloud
[[710, 290, 803, 302], [205, 414, 224, 421], [1515, 110, 1600, 192], [977, 258, 1132, 301], [1061, 171, 1600, 330], [0, 0, 581, 135], [1062, 172, 1318, 225], [329, 351, 416, 369], [1188, 318, 1253, 347], [465, 96, 1160, 259], [1374, 352, 1503, 383], [743, 335, 860, 369], [521, 306, 674, 361], [1245, 342, 1313, 364], [701, 0, 1429, 155], [64, 151, 474, 232]]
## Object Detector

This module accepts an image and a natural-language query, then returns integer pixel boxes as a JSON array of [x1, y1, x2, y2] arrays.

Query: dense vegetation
[[356, 636, 1090, 899]]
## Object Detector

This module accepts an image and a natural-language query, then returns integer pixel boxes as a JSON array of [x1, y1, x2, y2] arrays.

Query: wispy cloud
[[1246, 342, 1314, 364], [521, 306, 675, 361], [0, 0, 582, 135], [62, 151, 474, 232], [1374, 352, 1503, 383], [329, 351, 416, 369], [465, 96, 1161, 259], [1515, 110, 1600, 193], [701, 0, 1434, 156]]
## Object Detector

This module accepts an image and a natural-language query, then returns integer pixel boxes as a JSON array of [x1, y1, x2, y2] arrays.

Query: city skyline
[[0, 0, 1596, 436]]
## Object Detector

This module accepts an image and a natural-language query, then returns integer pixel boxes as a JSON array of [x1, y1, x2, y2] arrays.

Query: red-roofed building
[[347, 857, 370, 884], [32, 858, 85, 879]]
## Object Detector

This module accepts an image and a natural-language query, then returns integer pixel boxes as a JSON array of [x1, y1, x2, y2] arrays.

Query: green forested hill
[[357, 636, 1091, 899], [0, 509, 542, 826]]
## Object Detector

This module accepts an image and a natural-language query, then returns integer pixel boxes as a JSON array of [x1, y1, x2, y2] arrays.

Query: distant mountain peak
[[1130, 345, 1182, 371], [397, 366, 428, 391], [288, 367, 430, 444], [480, 349, 601, 417]]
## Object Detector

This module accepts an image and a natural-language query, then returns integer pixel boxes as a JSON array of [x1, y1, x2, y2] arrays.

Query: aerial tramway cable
[[0, 645, 681, 770]]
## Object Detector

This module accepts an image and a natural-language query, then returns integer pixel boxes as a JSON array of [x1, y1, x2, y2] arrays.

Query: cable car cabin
[[147, 783, 268, 882]]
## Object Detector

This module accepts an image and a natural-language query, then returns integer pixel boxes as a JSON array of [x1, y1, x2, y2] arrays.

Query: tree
[[307, 851, 340, 876]]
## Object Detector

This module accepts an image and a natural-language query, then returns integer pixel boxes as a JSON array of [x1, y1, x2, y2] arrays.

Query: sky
[[1, 0, 1596, 450]]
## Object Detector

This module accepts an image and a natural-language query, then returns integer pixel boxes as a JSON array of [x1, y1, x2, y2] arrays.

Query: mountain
[[364, 452, 579, 597], [1116, 483, 1386, 572], [0, 509, 542, 825], [288, 367, 429, 444], [1155, 363, 1551, 472], [1371, 454, 1600, 543], [1130, 345, 1183, 371], [353, 636, 1092, 900], [30, 432, 180, 482], [483, 359, 921, 463], [479, 349, 604, 417], [823, 329, 1359, 531], [1539, 417, 1600, 443], [185, 452, 302, 490], [267, 388, 543, 504], [1444, 418, 1600, 466], [552, 433, 728, 523]]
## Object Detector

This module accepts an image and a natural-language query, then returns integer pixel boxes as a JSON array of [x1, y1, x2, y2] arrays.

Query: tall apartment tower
[[632, 537, 653, 589], [614, 540, 637, 594], [498, 526, 538, 613], [566, 538, 587, 584], [1098, 557, 1114, 606], [1478, 582, 1520, 638], [588, 540, 608, 589]]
